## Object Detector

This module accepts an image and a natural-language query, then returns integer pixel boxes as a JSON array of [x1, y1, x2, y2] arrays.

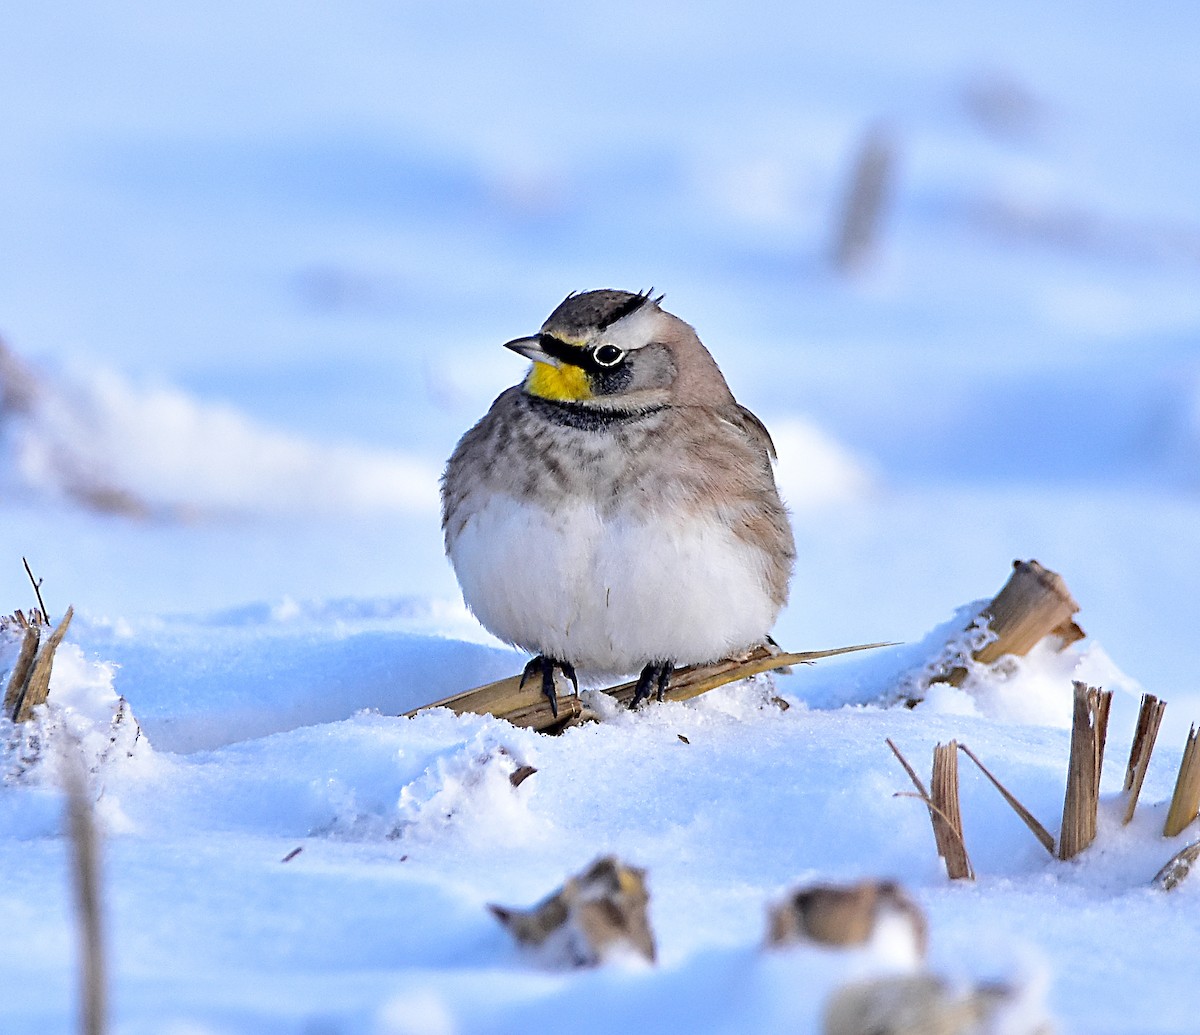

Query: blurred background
[[1, 1, 1198, 697]]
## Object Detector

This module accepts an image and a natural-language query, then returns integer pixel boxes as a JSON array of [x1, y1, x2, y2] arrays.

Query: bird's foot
[[630, 661, 674, 710], [520, 656, 578, 719]]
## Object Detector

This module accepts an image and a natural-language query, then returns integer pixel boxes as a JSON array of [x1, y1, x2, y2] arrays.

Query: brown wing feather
[[727, 403, 778, 461]]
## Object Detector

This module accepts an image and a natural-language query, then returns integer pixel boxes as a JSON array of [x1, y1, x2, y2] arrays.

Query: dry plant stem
[[1123, 693, 1166, 825], [3, 623, 40, 720], [940, 559, 1083, 687], [408, 641, 894, 733], [63, 742, 107, 1035], [956, 743, 1056, 855], [931, 742, 974, 880], [1095, 689, 1112, 775], [886, 738, 931, 798], [22, 556, 48, 620], [1058, 682, 1112, 860], [603, 643, 894, 708], [973, 560, 1083, 664], [13, 606, 74, 723], [1153, 840, 1200, 891], [1163, 726, 1200, 838], [886, 739, 974, 881]]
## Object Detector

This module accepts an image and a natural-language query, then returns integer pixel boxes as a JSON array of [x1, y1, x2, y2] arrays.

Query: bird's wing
[[725, 403, 778, 462]]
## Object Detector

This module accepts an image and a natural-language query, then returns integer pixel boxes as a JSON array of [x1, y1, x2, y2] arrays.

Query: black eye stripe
[[537, 334, 581, 364], [536, 333, 628, 374]]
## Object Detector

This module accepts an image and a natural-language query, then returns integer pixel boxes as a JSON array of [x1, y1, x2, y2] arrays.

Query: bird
[[441, 288, 795, 716]]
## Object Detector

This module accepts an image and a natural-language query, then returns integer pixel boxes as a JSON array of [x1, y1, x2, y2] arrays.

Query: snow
[[2, 1, 1200, 1032], [8, 360, 440, 517]]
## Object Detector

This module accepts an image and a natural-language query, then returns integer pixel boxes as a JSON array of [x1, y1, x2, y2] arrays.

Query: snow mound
[[74, 599, 522, 753], [0, 632, 148, 837], [4, 359, 439, 517], [794, 601, 1142, 726], [1, 591, 1190, 1033], [393, 723, 542, 843]]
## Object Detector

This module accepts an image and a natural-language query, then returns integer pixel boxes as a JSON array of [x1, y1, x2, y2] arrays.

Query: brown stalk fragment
[[886, 738, 930, 799], [62, 741, 107, 1035], [13, 606, 75, 723], [1153, 840, 1200, 891], [407, 641, 893, 734], [973, 560, 1083, 664], [1123, 694, 1167, 825], [765, 879, 927, 960], [1058, 682, 1112, 860], [931, 741, 974, 880], [936, 559, 1083, 688], [1163, 726, 1200, 839], [1095, 689, 1112, 776], [603, 643, 892, 708], [3, 623, 41, 720], [489, 856, 656, 968], [824, 974, 1043, 1035], [22, 557, 49, 621], [508, 765, 537, 788], [886, 739, 974, 881], [956, 743, 1056, 855]]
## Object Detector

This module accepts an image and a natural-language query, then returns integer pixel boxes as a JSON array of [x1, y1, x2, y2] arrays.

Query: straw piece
[[1123, 694, 1166, 825]]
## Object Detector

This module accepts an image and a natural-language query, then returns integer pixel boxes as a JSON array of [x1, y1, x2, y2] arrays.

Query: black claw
[[630, 661, 675, 710], [561, 662, 579, 695], [541, 663, 558, 718], [630, 668, 654, 710], [521, 656, 578, 719], [655, 662, 674, 703], [519, 656, 541, 691]]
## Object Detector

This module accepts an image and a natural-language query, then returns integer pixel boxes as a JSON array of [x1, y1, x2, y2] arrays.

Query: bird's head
[[505, 289, 731, 411]]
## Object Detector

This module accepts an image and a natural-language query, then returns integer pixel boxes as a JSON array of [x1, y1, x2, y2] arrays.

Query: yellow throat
[[525, 361, 592, 401]]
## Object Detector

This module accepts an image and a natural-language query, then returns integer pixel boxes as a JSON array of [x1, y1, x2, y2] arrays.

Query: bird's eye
[[593, 344, 625, 367]]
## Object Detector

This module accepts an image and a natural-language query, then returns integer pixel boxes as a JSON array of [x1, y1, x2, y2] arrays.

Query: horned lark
[[442, 289, 795, 714]]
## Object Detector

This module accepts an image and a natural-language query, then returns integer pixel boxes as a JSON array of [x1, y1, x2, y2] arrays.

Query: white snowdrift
[[4, 361, 440, 517], [1, 594, 1197, 1034], [0, 631, 149, 839]]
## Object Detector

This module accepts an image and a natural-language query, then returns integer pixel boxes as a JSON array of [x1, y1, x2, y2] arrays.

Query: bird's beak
[[504, 335, 561, 368]]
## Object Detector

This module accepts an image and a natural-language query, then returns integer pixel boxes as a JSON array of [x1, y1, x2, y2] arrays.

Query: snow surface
[[2, 1, 1200, 1032]]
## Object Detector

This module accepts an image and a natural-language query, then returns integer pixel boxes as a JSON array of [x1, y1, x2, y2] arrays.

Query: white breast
[[447, 493, 780, 676]]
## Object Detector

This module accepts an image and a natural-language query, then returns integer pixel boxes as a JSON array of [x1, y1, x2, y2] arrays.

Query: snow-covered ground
[[2, 2, 1200, 1032]]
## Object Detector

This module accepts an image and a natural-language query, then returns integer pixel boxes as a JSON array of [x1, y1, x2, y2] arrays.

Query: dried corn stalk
[[886, 738, 974, 881], [1058, 682, 1111, 860], [408, 641, 892, 734], [1123, 693, 1166, 825], [765, 879, 927, 961], [1163, 726, 1200, 838], [930, 741, 974, 880], [935, 559, 1083, 688], [8, 607, 73, 723], [62, 739, 107, 1035], [1154, 840, 1200, 891], [489, 856, 655, 968], [824, 973, 1047, 1035], [2, 622, 41, 718], [974, 560, 1084, 664]]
